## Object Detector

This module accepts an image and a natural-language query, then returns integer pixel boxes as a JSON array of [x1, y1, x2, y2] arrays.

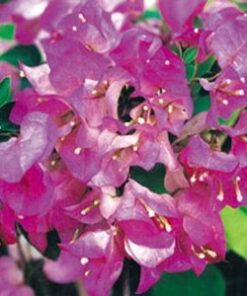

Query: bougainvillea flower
[[179, 135, 247, 208], [137, 45, 193, 124], [91, 149, 134, 187], [194, 3, 242, 61], [112, 33, 192, 133], [42, 36, 109, 97], [159, 0, 206, 36], [208, 16, 247, 75], [180, 135, 238, 174], [230, 111, 247, 167], [120, 181, 225, 293], [127, 128, 165, 171], [0, 204, 16, 244], [65, 187, 103, 225], [193, 3, 243, 61], [89, 127, 163, 185], [102, 0, 144, 30], [10, 89, 70, 126], [178, 112, 209, 139], [99, 0, 143, 15], [2, 0, 247, 294], [179, 135, 239, 185], [173, 185, 226, 273], [12, 14, 41, 45], [60, 229, 124, 296], [40, 0, 80, 33], [116, 180, 177, 268], [0, 111, 58, 183], [0, 165, 54, 216], [212, 166, 247, 208], [111, 28, 161, 79], [0, 0, 48, 44], [91, 127, 178, 187], [15, 170, 87, 252], [58, 0, 118, 54], [70, 66, 133, 127], [200, 66, 247, 123], [58, 121, 139, 184], [203, 4, 242, 32], [164, 165, 189, 194], [139, 183, 225, 293], [21, 64, 57, 96], [99, 186, 121, 220]]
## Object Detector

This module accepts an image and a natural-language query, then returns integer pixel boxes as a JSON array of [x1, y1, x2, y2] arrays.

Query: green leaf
[[112, 260, 140, 296], [197, 56, 216, 77], [0, 23, 15, 40], [43, 230, 61, 260], [170, 45, 182, 57], [0, 102, 19, 142], [143, 9, 161, 20], [191, 81, 202, 98], [193, 95, 211, 115], [19, 77, 32, 90], [186, 63, 196, 83], [0, 102, 15, 125], [236, 2, 247, 12], [0, 45, 42, 67], [221, 206, 247, 259], [0, 76, 11, 108], [183, 47, 198, 64], [193, 16, 203, 29], [130, 163, 166, 194], [218, 109, 240, 126], [145, 266, 225, 296]]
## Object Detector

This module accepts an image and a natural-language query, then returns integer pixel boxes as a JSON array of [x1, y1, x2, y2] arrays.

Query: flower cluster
[[1, 0, 247, 295]]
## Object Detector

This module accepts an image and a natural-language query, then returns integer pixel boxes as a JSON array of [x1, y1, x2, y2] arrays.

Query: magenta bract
[[1, 0, 247, 295]]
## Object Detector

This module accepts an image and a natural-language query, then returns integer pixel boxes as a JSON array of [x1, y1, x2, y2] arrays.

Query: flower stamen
[[74, 147, 82, 155], [217, 182, 224, 202], [190, 173, 197, 184], [234, 176, 243, 202], [191, 246, 205, 259], [201, 246, 217, 258], [78, 13, 87, 23], [80, 257, 89, 265], [81, 199, 100, 215], [84, 270, 91, 277]]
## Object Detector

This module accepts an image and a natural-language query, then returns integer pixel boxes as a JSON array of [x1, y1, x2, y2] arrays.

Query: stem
[[77, 281, 88, 296], [192, 71, 221, 82], [123, 268, 130, 296], [112, 260, 137, 296], [16, 232, 27, 271]]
